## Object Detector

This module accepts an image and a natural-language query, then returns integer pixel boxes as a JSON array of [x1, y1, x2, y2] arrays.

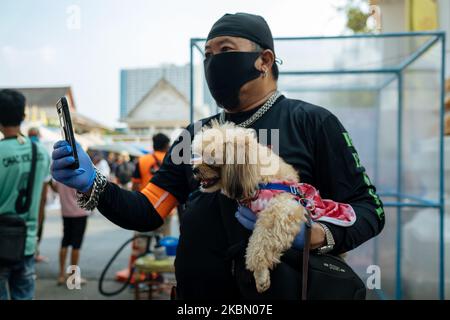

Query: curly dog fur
[[192, 120, 306, 292]]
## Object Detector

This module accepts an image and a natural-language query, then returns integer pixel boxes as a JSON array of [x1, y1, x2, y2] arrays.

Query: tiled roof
[[120, 64, 190, 118], [3, 87, 72, 108]]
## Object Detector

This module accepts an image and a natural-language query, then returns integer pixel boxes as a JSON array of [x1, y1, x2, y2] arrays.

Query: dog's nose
[[192, 167, 200, 175]]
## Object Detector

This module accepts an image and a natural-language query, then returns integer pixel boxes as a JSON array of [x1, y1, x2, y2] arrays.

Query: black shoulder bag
[[220, 194, 366, 300], [0, 141, 37, 264], [296, 211, 367, 300]]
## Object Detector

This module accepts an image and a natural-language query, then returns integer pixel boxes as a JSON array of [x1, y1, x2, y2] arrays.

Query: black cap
[[207, 13, 275, 53]]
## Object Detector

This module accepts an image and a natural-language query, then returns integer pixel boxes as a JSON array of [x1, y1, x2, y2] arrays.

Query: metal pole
[[373, 89, 381, 275], [395, 72, 403, 300], [280, 69, 399, 76], [190, 31, 444, 42], [397, 36, 440, 71], [438, 33, 446, 301], [374, 89, 381, 186], [189, 39, 194, 124]]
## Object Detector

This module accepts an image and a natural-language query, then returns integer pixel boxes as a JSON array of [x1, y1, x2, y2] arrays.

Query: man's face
[[204, 36, 255, 57], [204, 36, 272, 110]]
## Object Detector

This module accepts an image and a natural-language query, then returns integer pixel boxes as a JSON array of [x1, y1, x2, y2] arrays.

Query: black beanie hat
[[207, 13, 275, 53]]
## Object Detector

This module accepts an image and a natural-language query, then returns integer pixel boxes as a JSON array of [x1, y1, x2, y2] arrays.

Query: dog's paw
[[254, 269, 271, 293]]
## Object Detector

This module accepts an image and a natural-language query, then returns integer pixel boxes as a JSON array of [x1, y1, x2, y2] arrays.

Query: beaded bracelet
[[77, 168, 107, 211]]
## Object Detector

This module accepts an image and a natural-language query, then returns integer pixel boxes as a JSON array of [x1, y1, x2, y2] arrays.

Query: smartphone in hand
[[56, 97, 79, 169]]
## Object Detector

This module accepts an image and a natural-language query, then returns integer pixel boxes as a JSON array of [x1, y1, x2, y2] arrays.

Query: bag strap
[[15, 141, 37, 214], [23, 141, 38, 211], [153, 153, 162, 167], [301, 210, 312, 300], [150, 153, 161, 171]]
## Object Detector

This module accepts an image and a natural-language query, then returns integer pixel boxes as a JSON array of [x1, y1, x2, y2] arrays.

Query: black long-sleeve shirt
[[97, 96, 385, 299]]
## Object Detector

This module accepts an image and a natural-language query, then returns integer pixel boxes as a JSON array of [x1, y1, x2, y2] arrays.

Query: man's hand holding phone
[[51, 140, 96, 193], [52, 96, 96, 193]]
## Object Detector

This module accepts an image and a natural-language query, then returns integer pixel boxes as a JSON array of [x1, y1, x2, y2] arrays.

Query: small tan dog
[[192, 120, 306, 293]]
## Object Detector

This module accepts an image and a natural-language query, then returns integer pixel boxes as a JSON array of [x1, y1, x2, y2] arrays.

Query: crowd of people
[[0, 88, 172, 300]]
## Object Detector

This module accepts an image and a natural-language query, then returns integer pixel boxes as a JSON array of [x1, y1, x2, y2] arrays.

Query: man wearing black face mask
[[51, 13, 385, 299]]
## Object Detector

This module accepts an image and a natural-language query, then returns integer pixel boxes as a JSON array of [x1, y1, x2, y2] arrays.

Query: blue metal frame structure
[[190, 31, 446, 300]]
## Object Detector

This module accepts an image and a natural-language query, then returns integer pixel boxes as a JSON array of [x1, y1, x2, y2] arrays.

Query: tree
[[337, 0, 377, 34]]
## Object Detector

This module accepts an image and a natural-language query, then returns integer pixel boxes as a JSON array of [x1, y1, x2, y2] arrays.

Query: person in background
[[130, 133, 171, 246], [27, 127, 40, 143], [106, 152, 117, 181], [0, 90, 50, 300], [124, 133, 171, 284], [89, 151, 111, 180], [131, 133, 170, 192], [133, 133, 175, 233], [114, 152, 134, 189], [28, 127, 50, 263], [50, 180, 89, 285]]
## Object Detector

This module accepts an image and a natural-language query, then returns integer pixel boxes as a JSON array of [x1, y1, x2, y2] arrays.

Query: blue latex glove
[[235, 205, 309, 250], [51, 140, 96, 193]]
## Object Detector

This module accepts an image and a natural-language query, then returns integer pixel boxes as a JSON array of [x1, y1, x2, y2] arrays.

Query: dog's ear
[[221, 131, 260, 199], [222, 162, 259, 200]]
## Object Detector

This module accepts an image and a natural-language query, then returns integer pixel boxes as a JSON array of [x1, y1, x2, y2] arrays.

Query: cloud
[[39, 46, 56, 63], [1, 45, 18, 64], [1, 45, 57, 65], [1, 45, 16, 55]]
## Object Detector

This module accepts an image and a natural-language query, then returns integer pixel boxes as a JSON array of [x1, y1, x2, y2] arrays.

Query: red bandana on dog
[[243, 181, 356, 227]]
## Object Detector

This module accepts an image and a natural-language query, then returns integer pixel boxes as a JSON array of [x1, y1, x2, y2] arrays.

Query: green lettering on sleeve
[[363, 173, 372, 186], [352, 153, 362, 168], [342, 132, 354, 147], [375, 207, 385, 219], [369, 188, 381, 206]]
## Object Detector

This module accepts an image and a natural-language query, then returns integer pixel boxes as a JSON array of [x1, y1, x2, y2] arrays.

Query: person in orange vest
[[132, 133, 170, 192], [114, 133, 172, 284]]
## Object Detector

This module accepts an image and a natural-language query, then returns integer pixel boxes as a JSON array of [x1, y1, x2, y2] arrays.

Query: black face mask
[[204, 51, 262, 110]]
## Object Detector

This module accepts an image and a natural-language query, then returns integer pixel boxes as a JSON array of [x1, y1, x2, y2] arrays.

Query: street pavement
[[34, 205, 380, 300], [35, 207, 137, 300]]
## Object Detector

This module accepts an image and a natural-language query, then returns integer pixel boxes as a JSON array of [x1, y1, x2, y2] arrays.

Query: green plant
[[336, 0, 375, 34], [346, 7, 370, 33]]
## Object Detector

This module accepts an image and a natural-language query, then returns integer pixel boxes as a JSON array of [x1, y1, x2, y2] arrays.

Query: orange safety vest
[[133, 151, 166, 191]]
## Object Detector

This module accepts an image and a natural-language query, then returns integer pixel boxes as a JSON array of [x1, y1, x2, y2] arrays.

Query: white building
[[120, 64, 209, 136], [123, 78, 202, 135]]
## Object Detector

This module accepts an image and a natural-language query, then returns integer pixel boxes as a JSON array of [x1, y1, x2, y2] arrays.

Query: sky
[[0, 0, 348, 127]]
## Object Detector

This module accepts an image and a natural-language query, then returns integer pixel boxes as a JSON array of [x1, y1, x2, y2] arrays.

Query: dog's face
[[191, 121, 261, 199], [191, 155, 222, 192]]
